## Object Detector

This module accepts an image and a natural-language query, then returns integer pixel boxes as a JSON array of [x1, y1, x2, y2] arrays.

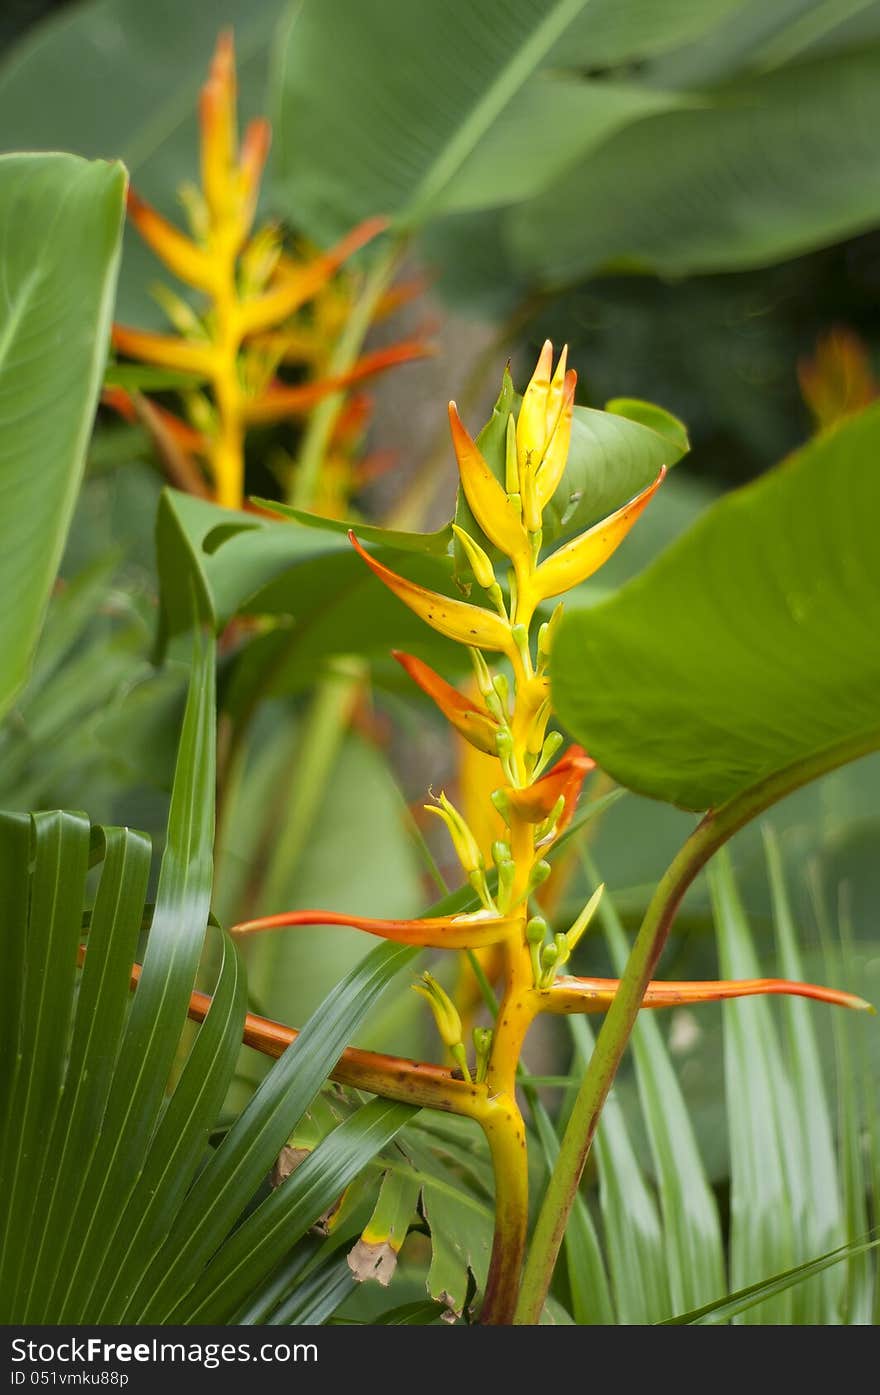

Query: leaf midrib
[[402, 0, 590, 224]]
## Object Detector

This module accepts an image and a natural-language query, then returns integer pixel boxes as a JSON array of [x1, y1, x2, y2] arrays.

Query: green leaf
[[526, 1089, 614, 1324], [567, 1017, 671, 1323], [11, 825, 151, 1321], [553, 403, 880, 811], [273, 0, 599, 238], [271, 0, 757, 244], [91, 927, 248, 1322], [584, 854, 726, 1314], [252, 500, 453, 556], [45, 623, 217, 1323], [156, 490, 465, 699], [665, 1234, 880, 1326], [0, 811, 92, 1315], [764, 826, 845, 1322], [129, 938, 419, 1322], [167, 1098, 416, 1324], [509, 44, 880, 286], [710, 850, 807, 1323], [0, 153, 125, 721]]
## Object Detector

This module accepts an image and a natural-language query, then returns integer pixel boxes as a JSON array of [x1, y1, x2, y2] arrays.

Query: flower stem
[[288, 238, 404, 510]]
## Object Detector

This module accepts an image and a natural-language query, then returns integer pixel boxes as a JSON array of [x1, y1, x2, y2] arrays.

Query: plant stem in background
[[289, 240, 405, 509]]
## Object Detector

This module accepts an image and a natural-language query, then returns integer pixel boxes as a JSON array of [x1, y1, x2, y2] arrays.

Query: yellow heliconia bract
[[530, 466, 666, 604], [448, 403, 526, 559]]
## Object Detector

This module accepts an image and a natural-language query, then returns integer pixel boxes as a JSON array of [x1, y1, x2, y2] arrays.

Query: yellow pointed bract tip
[[349, 531, 516, 656], [448, 403, 525, 561], [531, 464, 666, 604]]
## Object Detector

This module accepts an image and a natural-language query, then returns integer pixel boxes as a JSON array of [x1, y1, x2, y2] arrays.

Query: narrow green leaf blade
[[0, 153, 125, 719]]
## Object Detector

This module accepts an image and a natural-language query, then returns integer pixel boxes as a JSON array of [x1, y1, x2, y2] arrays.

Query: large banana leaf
[[553, 403, 880, 811], [0, 153, 125, 722]]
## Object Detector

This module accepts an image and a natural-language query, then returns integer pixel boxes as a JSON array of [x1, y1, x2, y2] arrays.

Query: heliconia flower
[[238, 217, 388, 335], [548, 974, 874, 1015], [515, 342, 577, 531], [534, 369, 577, 513], [244, 337, 433, 424], [500, 744, 595, 830], [392, 651, 500, 755], [231, 907, 518, 950], [528, 466, 666, 605], [199, 28, 237, 222], [125, 189, 215, 293], [349, 531, 517, 657], [110, 325, 215, 378], [111, 31, 426, 512], [448, 403, 526, 561]]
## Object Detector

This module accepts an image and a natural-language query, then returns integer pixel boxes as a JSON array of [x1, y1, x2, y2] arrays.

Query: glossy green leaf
[[0, 153, 125, 721], [553, 404, 880, 811], [274, 0, 600, 238], [509, 45, 880, 286]]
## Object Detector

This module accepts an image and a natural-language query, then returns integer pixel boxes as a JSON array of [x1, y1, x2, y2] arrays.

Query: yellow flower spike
[[448, 403, 527, 561], [199, 28, 238, 223], [238, 216, 388, 336], [535, 370, 577, 512], [516, 338, 554, 475], [349, 531, 517, 657], [110, 325, 216, 378], [530, 465, 666, 604], [393, 651, 501, 756], [238, 116, 272, 235], [504, 414, 519, 494], [125, 189, 215, 293]]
